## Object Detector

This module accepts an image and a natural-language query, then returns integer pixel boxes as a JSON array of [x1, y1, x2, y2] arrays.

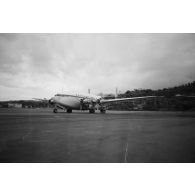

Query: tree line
[[108, 81, 195, 111]]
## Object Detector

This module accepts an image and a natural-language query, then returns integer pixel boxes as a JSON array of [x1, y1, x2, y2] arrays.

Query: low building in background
[[8, 103, 22, 108]]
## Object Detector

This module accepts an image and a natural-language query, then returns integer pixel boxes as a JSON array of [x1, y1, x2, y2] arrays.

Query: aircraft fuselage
[[53, 95, 81, 109], [51, 93, 101, 111]]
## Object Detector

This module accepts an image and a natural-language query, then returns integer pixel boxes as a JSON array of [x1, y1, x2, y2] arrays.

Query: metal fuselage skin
[[51, 93, 101, 110]]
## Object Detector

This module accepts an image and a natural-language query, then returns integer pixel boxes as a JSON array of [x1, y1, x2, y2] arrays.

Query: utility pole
[[88, 89, 90, 94], [115, 87, 118, 98]]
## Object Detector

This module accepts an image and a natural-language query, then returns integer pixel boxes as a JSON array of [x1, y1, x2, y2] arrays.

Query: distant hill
[[118, 81, 195, 98], [109, 81, 195, 111]]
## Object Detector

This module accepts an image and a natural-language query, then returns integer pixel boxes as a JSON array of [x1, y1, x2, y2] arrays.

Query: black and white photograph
[[1, 1, 195, 195], [0, 33, 195, 163]]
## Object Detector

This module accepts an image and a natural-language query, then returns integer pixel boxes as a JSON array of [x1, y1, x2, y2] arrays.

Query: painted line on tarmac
[[124, 142, 128, 163]]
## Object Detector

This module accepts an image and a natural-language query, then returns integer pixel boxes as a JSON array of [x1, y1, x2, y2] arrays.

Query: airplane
[[34, 92, 158, 114]]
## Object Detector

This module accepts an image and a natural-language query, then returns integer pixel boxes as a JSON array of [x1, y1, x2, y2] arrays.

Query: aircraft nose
[[49, 97, 55, 104]]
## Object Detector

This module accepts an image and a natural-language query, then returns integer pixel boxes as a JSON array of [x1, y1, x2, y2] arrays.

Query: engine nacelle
[[83, 99, 91, 104], [82, 99, 99, 104]]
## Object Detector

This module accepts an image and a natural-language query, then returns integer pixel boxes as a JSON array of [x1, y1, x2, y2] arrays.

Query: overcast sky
[[0, 33, 195, 100]]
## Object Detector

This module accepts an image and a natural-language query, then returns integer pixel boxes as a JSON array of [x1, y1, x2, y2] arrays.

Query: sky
[[0, 33, 195, 100]]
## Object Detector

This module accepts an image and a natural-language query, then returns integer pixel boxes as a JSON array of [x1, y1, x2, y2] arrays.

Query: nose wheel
[[53, 108, 58, 113], [66, 108, 72, 113]]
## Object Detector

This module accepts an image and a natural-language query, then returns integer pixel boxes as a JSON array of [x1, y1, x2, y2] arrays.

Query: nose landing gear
[[53, 108, 58, 113], [66, 108, 72, 113]]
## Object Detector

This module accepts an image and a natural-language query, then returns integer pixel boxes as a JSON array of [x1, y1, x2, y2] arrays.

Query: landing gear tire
[[53, 108, 58, 113], [100, 109, 106, 114], [89, 108, 95, 114], [66, 108, 72, 113]]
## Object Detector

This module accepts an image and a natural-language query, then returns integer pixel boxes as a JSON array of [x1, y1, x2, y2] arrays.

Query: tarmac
[[0, 108, 195, 163]]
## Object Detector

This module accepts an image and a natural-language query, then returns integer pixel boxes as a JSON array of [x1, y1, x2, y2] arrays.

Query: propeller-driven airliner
[[34, 92, 157, 114]]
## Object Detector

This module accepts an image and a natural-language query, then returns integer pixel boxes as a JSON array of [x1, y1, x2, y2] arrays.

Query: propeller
[[80, 98, 93, 110], [80, 98, 101, 111], [96, 98, 101, 105], [80, 98, 84, 110]]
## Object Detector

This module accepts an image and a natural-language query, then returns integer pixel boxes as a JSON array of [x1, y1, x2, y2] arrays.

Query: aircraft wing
[[175, 95, 195, 98], [100, 96, 158, 104], [32, 98, 49, 102]]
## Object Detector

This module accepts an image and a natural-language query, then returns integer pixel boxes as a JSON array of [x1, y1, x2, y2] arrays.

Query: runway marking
[[124, 142, 128, 163]]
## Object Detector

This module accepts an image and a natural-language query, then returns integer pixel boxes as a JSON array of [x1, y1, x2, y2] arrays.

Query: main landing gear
[[89, 108, 95, 114], [100, 108, 106, 114], [99, 106, 106, 114], [88, 107, 106, 114], [53, 108, 72, 113]]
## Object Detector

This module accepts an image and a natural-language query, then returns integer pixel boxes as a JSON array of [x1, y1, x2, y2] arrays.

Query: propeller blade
[[80, 99, 84, 110]]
